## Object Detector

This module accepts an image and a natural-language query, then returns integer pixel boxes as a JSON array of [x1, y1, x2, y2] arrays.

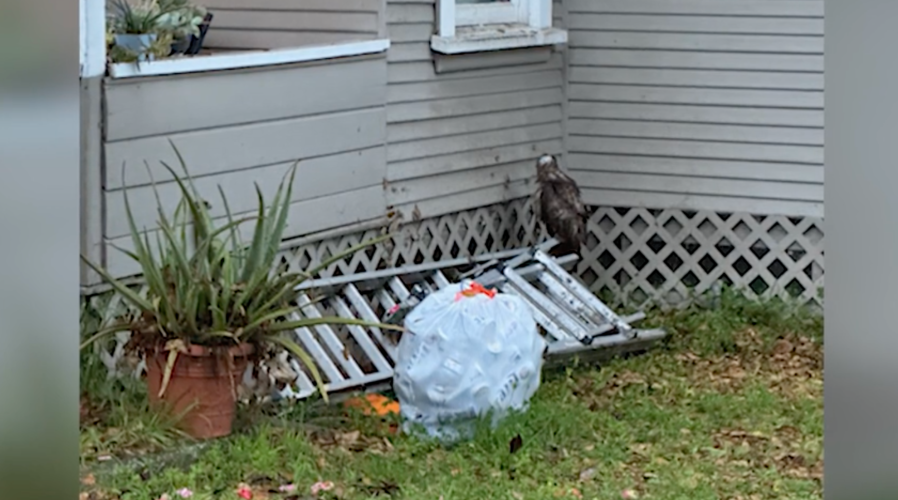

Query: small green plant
[[157, 0, 208, 38], [107, 0, 171, 35], [80, 141, 402, 401]]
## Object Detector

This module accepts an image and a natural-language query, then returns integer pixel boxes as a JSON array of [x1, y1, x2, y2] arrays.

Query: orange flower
[[343, 393, 400, 417]]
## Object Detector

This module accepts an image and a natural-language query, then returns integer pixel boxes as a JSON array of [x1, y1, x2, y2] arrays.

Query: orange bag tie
[[454, 281, 498, 301]]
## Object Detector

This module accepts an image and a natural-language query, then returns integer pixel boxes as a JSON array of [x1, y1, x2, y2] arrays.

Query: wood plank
[[569, 49, 823, 72], [105, 57, 386, 141], [568, 153, 824, 183], [568, 119, 823, 146], [580, 188, 823, 218], [569, 101, 823, 127], [387, 42, 432, 63], [388, 87, 563, 122], [568, 136, 823, 164], [205, 0, 380, 11], [392, 179, 533, 221], [104, 185, 386, 278], [567, 0, 824, 17], [388, 138, 563, 181], [567, 14, 824, 35], [388, 69, 561, 103], [570, 32, 823, 54], [389, 105, 562, 142], [568, 84, 823, 108], [573, 171, 823, 203], [204, 30, 375, 50], [569, 67, 823, 91], [210, 10, 378, 31], [388, 160, 535, 205], [389, 52, 562, 83], [386, 3, 433, 23], [106, 107, 386, 188], [387, 23, 433, 42], [104, 147, 386, 238], [388, 122, 562, 162]]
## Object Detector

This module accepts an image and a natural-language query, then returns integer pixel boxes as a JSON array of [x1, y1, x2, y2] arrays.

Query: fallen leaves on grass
[[709, 426, 823, 485], [309, 428, 396, 455], [670, 330, 822, 399], [358, 477, 400, 497]]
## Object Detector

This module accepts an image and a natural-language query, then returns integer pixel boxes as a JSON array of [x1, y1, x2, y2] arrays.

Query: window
[[79, 0, 391, 80], [433, 0, 567, 54]]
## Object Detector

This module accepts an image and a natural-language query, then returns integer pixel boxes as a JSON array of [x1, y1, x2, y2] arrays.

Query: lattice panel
[[578, 207, 824, 309], [273, 197, 545, 280], [80, 199, 547, 392], [80, 200, 824, 390]]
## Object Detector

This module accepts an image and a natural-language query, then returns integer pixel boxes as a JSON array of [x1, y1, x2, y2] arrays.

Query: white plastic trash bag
[[392, 280, 547, 441]]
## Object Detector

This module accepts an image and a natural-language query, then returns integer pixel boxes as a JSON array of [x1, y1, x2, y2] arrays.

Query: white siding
[[202, 0, 383, 50], [565, 0, 824, 217], [100, 56, 389, 279], [384, 0, 567, 221]]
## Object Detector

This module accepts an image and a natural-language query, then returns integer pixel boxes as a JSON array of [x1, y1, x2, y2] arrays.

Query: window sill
[[108, 38, 391, 79], [430, 25, 567, 55]]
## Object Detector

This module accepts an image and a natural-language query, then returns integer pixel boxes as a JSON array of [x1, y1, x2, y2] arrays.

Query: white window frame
[[78, 0, 390, 80], [455, 0, 530, 27], [433, 0, 565, 55]]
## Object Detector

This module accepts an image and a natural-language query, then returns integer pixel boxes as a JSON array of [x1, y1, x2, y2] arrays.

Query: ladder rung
[[388, 277, 411, 300], [431, 270, 452, 289], [502, 267, 593, 344], [287, 312, 345, 384], [331, 296, 393, 374], [342, 284, 397, 361], [298, 295, 366, 379], [534, 270, 608, 335], [497, 283, 566, 343], [533, 250, 635, 337]]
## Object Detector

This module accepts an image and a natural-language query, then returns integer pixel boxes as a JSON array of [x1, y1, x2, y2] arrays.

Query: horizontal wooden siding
[[565, 0, 824, 217], [384, 0, 567, 221], [101, 56, 389, 278]]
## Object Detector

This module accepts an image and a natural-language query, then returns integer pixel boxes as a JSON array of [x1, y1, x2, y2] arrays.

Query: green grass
[[80, 290, 823, 500]]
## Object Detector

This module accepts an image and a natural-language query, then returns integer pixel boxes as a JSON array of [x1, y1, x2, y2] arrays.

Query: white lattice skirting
[[265, 199, 824, 309], [81, 198, 823, 380]]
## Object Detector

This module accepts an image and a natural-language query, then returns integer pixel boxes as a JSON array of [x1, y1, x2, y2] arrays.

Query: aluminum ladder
[[272, 239, 665, 401]]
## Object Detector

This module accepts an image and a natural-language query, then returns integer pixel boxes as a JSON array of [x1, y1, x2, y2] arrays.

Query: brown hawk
[[533, 154, 588, 257]]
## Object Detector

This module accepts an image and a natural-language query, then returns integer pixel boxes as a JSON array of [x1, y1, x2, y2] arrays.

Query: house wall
[[201, 0, 384, 50], [383, 0, 567, 221], [565, 0, 824, 218], [83, 0, 826, 287], [99, 55, 388, 278]]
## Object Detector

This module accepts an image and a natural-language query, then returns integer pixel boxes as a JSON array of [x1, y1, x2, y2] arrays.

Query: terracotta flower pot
[[145, 342, 253, 439]]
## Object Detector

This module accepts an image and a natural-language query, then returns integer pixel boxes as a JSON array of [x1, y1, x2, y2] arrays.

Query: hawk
[[533, 154, 588, 257]]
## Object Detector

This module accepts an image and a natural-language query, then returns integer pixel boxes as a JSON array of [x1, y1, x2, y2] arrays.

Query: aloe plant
[[81, 141, 401, 401]]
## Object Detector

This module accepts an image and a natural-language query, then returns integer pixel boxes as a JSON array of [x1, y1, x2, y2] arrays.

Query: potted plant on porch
[[81, 144, 401, 439], [156, 0, 210, 56], [107, 0, 173, 62]]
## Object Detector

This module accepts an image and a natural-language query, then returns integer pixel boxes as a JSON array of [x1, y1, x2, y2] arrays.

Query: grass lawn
[[79, 292, 823, 500]]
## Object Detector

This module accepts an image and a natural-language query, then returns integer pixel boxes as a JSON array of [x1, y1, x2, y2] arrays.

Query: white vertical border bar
[[437, 0, 456, 38], [80, 0, 107, 78], [530, 0, 551, 29]]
